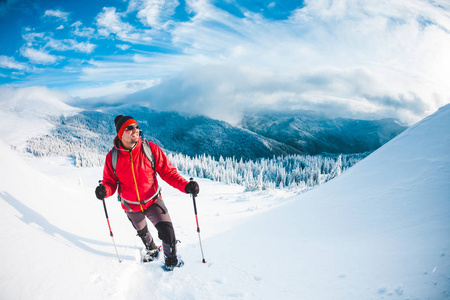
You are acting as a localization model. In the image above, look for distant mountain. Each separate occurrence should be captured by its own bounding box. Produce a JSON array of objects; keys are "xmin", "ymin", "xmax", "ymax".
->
[
  {"xmin": 240, "ymin": 112, "xmax": 407, "ymax": 154},
  {"xmin": 24, "ymin": 105, "xmax": 407, "ymax": 165}
]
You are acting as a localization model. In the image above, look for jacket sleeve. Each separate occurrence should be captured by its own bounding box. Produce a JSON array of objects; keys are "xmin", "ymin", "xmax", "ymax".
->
[
  {"xmin": 102, "ymin": 151, "xmax": 119, "ymax": 198},
  {"xmin": 151, "ymin": 142, "xmax": 189, "ymax": 193}
]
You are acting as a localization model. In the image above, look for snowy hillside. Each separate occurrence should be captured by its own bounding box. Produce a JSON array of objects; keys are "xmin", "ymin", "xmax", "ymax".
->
[{"xmin": 0, "ymin": 103, "xmax": 449, "ymax": 300}]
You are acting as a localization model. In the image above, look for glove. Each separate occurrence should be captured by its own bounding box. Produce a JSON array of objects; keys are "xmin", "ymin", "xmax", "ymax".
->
[
  {"xmin": 95, "ymin": 184, "xmax": 107, "ymax": 200},
  {"xmin": 185, "ymin": 181, "xmax": 199, "ymax": 196}
]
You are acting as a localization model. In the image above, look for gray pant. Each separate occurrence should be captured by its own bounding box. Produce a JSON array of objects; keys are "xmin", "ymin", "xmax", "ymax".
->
[{"xmin": 125, "ymin": 196, "xmax": 177, "ymax": 259}]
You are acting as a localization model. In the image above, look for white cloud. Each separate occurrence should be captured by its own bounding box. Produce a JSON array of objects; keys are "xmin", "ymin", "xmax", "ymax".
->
[
  {"xmin": 76, "ymin": 53, "xmax": 189, "ymax": 85},
  {"xmin": 20, "ymin": 24, "xmax": 96, "ymax": 63},
  {"xmin": 0, "ymin": 55, "xmax": 29, "ymax": 71},
  {"xmin": 96, "ymin": 7, "xmax": 152, "ymax": 44},
  {"xmin": 45, "ymin": 38, "xmax": 96, "ymax": 54},
  {"xmin": 44, "ymin": 9, "xmax": 69, "ymax": 21},
  {"xmin": 116, "ymin": 44, "xmax": 131, "ymax": 50},
  {"xmin": 66, "ymin": 79, "xmax": 159, "ymax": 101},
  {"xmin": 97, "ymin": 7, "xmax": 132, "ymax": 35},
  {"xmin": 20, "ymin": 47, "xmax": 58, "ymax": 64},
  {"xmin": 71, "ymin": 21, "xmax": 96, "ymax": 38},
  {"xmin": 128, "ymin": 0, "xmax": 180, "ymax": 29},
  {"xmin": 22, "ymin": 32, "xmax": 45, "ymax": 46}
]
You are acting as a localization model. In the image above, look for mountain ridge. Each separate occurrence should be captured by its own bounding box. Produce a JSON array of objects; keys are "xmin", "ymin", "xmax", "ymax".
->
[{"xmin": 240, "ymin": 112, "xmax": 407, "ymax": 154}]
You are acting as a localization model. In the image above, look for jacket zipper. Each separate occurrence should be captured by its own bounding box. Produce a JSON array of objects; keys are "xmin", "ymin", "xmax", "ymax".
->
[{"xmin": 129, "ymin": 150, "xmax": 144, "ymax": 212}]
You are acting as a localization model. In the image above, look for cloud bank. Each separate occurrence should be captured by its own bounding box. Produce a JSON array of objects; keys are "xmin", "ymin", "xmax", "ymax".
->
[
  {"xmin": 83, "ymin": 0, "xmax": 449, "ymax": 124},
  {"xmin": 1, "ymin": 0, "xmax": 450, "ymax": 124}
]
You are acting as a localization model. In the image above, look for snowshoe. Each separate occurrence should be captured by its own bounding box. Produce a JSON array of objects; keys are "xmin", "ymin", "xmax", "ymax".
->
[
  {"xmin": 163, "ymin": 257, "xmax": 184, "ymax": 271},
  {"xmin": 141, "ymin": 246, "xmax": 161, "ymax": 263}
]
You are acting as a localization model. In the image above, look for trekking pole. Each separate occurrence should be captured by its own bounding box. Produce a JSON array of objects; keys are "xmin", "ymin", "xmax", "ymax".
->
[
  {"xmin": 99, "ymin": 180, "xmax": 121, "ymax": 263},
  {"xmin": 190, "ymin": 178, "xmax": 206, "ymax": 263}
]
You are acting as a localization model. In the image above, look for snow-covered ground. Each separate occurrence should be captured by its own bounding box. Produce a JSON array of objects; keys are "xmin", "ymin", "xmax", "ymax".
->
[{"xmin": 0, "ymin": 103, "xmax": 449, "ymax": 299}]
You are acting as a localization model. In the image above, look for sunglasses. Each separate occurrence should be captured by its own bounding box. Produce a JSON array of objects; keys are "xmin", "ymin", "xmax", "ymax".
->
[{"xmin": 124, "ymin": 124, "xmax": 139, "ymax": 131}]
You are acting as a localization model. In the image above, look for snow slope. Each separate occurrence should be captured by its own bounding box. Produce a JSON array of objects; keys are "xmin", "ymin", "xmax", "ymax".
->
[
  {"xmin": 207, "ymin": 104, "xmax": 450, "ymax": 299},
  {"xmin": 0, "ymin": 104, "xmax": 449, "ymax": 300},
  {"xmin": 0, "ymin": 86, "xmax": 80, "ymax": 150}
]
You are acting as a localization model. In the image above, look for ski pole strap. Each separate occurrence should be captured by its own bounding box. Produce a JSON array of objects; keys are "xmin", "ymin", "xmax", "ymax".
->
[{"xmin": 119, "ymin": 186, "xmax": 161, "ymax": 212}]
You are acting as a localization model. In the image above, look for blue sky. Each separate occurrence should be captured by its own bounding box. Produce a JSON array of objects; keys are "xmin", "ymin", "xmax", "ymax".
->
[{"xmin": 1, "ymin": 0, "xmax": 450, "ymax": 124}]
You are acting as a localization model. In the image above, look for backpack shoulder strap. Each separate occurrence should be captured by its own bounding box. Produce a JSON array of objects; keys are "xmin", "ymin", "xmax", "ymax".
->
[
  {"xmin": 142, "ymin": 139, "xmax": 155, "ymax": 170},
  {"xmin": 111, "ymin": 147, "xmax": 118, "ymax": 176},
  {"xmin": 111, "ymin": 139, "xmax": 155, "ymax": 176}
]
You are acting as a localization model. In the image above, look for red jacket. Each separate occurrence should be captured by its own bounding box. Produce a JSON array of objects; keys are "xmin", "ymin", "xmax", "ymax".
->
[{"xmin": 102, "ymin": 137, "xmax": 189, "ymax": 212}]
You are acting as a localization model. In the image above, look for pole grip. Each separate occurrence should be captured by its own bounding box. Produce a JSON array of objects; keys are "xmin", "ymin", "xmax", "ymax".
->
[
  {"xmin": 99, "ymin": 180, "xmax": 110, "ymax": 218},
  {"xmin": 192, "ymin": 193, "xmax": 199, "ymax": 215},
  {"xmin": 190, "ymin": 178, "xmax": 199, "ymax": 215},
  {"xmin": 102, "ymin": 198, "xmax": 109, "ymax": 219}
]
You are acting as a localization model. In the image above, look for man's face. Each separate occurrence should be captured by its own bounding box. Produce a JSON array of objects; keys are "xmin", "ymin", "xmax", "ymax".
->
[{"xmin": 121, "ymin": 123, "xmax": 140, "ymax": 145}]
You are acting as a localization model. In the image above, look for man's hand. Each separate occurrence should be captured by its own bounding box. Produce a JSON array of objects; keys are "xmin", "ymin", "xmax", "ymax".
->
[
  {"xmin": 185, "ymin": 181, "xmax": 199, "ymax": 196},
  {"xmin": 95, "ymin": 184, "xmax": 107, "ymax": 200}
]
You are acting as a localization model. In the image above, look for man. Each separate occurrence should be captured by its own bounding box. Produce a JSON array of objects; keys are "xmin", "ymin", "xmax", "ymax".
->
[{"xmin": 95, "ymin": 115, "xmax": 199, "ymax": 270}]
